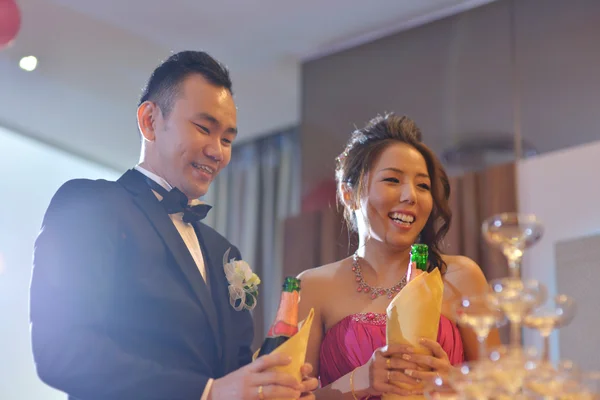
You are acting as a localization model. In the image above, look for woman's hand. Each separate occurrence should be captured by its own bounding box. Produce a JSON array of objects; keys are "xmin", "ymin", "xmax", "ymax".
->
[
  {"xmin": 353, "ymin": 344, "xmax": 424, "ymax": 398},
  {"xmin": 401, "ymin": 338, "xmax": 453, "ymax": 382},
  {"xmin": 406, "ymin": 261, "xmax": 423, "ymax": 283}
]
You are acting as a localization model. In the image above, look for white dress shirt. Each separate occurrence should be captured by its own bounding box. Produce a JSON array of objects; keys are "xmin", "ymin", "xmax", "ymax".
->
[{"xmin": 134, "ymin": 165, "xmax": 214, "ymax": 400}]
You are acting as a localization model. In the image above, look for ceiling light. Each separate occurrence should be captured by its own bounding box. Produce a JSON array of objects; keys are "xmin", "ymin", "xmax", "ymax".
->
[{"xmin": 19, "ymin": 55, "xmax": 37, "ymax": 71}]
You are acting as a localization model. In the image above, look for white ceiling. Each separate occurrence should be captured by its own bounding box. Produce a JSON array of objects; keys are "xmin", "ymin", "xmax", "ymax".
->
[{"xmin": 0, "ymin": 0, "xmax": 494, "ymax": 170}]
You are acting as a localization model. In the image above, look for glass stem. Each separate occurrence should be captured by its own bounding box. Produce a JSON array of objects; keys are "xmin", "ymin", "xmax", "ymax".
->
[
  {"xmin": 477, "ymin": 335, "xmax": 487, "ymax": 361},
  {"xmin": 542, "ymin": 334, "xmax": 550, "ymax": 363},
  {"xmin": 510, "ymin": 320, "xmax": 522, "ymax": 348},
  {"xmin": 507, "ymin": 257, "xmax": 522, "ymax": 279}
]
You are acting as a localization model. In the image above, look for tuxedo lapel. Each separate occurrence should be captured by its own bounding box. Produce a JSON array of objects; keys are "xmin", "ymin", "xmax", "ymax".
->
[
  {"xmin": 118, "ymin": 170, "xmax": 221, "ymax": 351},
  {"xmin": 194, "ymin": 223, "xmax": 236, "ymax": 371}
]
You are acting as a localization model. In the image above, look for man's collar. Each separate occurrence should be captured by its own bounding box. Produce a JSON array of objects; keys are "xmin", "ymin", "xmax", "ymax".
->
[
  {"xmin": 133, "ymin": 165, "xmax": 206, "ymax": 206},
  {"xmin": 134, "ymin": 165, "xmax": 172, "ymax": 192}
]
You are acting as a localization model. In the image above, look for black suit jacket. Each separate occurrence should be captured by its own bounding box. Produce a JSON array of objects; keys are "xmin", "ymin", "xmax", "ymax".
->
[{"xmin": 29, "ymin": 169, "xmax": 254, "ymax": 400}]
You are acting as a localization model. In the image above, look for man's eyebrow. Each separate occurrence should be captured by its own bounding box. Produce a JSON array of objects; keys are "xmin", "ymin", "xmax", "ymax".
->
[{"xmin": 193, "ymin": 112, "xmax": 237, "ymax": 134}]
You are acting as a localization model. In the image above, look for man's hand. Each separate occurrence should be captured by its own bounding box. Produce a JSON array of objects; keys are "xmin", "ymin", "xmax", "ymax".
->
[
  {"xmin": 299, "ymin": 363, "xmax": 319, "ymax": 399},
  {"xmin": 209, "ymin": 353, "xmax": 303, "ymax": 399}
]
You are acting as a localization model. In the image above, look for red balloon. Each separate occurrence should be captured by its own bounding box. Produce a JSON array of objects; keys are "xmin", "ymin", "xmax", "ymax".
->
[{"xmin": 0, "ymin": 0, "xmax": 21, "ymax": 50}]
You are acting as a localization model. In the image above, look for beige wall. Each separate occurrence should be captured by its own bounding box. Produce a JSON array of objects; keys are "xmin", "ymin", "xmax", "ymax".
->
[
  {"xmin": 518, "ymin": 139, "xmax": 600, "ymax": 365},
  {"xmin": 301, "ymin": 0, "xmax": 600, "ymax": 203},
  {"xmin": 555, "ymin": 234, "xmax": 600, "ymax": 371},
  {"xmin": 0, "ymin": 125, "xmax": 120, "ymax": 399}
]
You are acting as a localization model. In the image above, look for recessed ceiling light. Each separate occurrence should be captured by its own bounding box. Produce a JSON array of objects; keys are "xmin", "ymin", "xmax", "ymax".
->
[{"xmin": 19, "ymin": 55, "xmax": 38, "ymax": 71}]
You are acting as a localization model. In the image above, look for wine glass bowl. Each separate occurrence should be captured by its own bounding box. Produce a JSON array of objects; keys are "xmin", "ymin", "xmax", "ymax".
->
[
  {"xmin": 448, "ymin": 361, "xmax": 498, "ymax": 400},
  {"xmin": 482, "ymin": 213, "xmax": 544, "ymax": 278},
  {"xmin": 523, "ymin": 362, "xmax": 583, "ymax": 398},
  {"xmin": 487, "ymin": 278, "xmax": 547, "ymax": 347},
  {"xmin": 453, "ymin": 294, "xmax": 506, "ymax": 359},
  {"xmin": 486, "ymin": 345, "xmax": 540, "ymax": 395},
  {"xmin": 581, "ymin": 371, "xmax": 600, "ymax": 399},
  {"xmin": 524, "ymin": 294, "xmax": 576, "ymax": 334},
  {"xmin": 424, "ymin": 375, "xmax": 460, "ymax": 400},
  {"xmin": 487, "ymin": 278, "xmax": 547, "ymax": 320},
  {"xmin": 523, "ymin": 294, "xmax": 577, "ymax": 362}
]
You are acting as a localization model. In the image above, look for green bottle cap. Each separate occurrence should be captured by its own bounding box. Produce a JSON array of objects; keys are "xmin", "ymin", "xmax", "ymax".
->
[
  {"xmin": 282, "ymin": 277, "xmax": 301, "ymax": 292},
  {"xmin": 410, "ymin": 244, "xmax": 429, "ymax": 271}
]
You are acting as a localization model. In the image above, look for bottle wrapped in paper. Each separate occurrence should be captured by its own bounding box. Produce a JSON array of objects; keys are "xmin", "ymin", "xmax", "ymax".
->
[
  {"xmin": 253, "ymin": 308, "xmax": 315, "ymax": 400},
  {"xmin": 382, "ymin": 268, "xmax": 444, "ymax": 400}
]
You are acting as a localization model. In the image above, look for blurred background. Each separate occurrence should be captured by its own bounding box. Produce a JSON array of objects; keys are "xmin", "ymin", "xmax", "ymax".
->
[{"xmin": 1, "ymin": 0, "xmax": 599, "ymax": 398}]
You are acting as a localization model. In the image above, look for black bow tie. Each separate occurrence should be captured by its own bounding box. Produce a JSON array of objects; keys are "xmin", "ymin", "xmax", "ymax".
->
[{"xmin": 145, "ymin": 177, "xmax": 212, "ymax": 223}]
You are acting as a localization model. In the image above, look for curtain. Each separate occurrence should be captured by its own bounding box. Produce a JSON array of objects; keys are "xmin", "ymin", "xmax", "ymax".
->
[
  {"xmin": 444, "ymin": 162, "xmax": 517, "ymax": 281},
  {"xmin": 202, "ymin": 127, "xmax": 301, "ymax": 349},
  {"xmin": 444, "ymin": 162, "xmax": 517, "ymax": 344}
]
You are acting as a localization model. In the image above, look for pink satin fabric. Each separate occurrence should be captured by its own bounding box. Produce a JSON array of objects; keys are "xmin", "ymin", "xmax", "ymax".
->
[{"xmin": 319, "ymin": 312, "xmax": 464, "ymax": 393}]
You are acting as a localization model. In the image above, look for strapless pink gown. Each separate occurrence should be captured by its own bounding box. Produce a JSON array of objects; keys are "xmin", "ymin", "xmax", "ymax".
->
[{"xmin": 319, "ymin": 312, "xmax": 464, "ymax": 396}]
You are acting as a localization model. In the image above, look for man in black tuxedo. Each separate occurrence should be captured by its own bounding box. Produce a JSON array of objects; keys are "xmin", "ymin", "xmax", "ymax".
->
[{"xmin": 30, "ymin": 51, "xmax": 318, "ymax": 400}]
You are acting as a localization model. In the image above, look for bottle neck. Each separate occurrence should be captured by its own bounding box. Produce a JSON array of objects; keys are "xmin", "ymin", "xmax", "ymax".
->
[
  {"xmin": 267, "ymin": 290, "xmax": 299, "ymax": 337},
  {"xmin": 411, "ymin": 253, "xmax": 428, "ymax": 271},
  {"xmin": 410, "ymin": 245, "xmax": 428, "ymax": 271}
]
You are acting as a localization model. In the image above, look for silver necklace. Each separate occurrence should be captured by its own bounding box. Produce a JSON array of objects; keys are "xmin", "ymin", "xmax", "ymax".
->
[{"xmin": 352, "ymin": 252, "xmax": 408, "ymax": 299}]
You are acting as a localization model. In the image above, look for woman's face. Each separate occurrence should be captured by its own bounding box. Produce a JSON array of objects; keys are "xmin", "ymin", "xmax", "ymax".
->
[{"xmin": 356, "ymin": 142, "xmax": 433, "ymax": 249}]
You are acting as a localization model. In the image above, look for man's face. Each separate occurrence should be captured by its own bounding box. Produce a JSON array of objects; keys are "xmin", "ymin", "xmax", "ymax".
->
[{"xmin": 143, "ymin": 74, "xmax": 237, "ymax": 199}]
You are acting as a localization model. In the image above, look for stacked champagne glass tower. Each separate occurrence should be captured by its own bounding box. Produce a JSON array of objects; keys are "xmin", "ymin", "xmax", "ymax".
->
[{"xmin": 425, "ymin": 213, "xmax": 600, "ymax": 399}]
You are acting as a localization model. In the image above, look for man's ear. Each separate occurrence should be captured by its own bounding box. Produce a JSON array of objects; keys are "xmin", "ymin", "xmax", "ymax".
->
[{"xmin": 137, "ymin": 101, "xmax": 159, "ymax": 142}]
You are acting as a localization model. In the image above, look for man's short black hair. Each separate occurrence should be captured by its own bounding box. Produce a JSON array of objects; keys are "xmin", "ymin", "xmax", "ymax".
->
[{"xmin": 139, "ymin": 51, "xmax": 233, "ymax": 117}]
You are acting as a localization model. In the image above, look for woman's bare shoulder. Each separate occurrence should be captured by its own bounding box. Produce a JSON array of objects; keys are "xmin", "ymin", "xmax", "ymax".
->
[
  {"xmin": 442, "ymin": 254, "xmax": 489, "ymax": 295},
  {"xmin": 297, "ymin": 259, "xmax": 351, "ymax": 320},
  {"xmin": 297, "ymin": 258, "xmax": 348, "ymax": 286}
]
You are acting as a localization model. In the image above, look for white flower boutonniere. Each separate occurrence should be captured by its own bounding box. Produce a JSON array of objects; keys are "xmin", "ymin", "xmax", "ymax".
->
[{"xmin": 223, "ymin": 248, "xmax": 261, "ymax": 311}]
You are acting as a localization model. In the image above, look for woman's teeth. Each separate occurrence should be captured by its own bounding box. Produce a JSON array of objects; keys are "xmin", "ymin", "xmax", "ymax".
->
[{"xmin": 389, "ymin": 212, "xmax": 414, "ymax": 225}]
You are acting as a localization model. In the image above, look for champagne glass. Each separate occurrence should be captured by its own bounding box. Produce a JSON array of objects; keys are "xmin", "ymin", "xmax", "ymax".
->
[
  {"xmin": 523, "ymin": 294, "xmax": 577, "ymax": 362},
  {"xmin": 453, "ymin": 294, "xmax": 506, "ymax": 360},
  {"xmin": 523, "ymin": 363, "xmax": 583, "ymax": 398},
  {"xmin": 448, "ymin": 361, "xmax": 498, "ymax": 400},
  {"xmin": 555, "ymin": 359, "xmax": 582, "ymax": 381},
  {"xmin": 424, "ymin": 375, "xmax": 460, "ymax": 400},
  {"xmin": 482, "ymin": 213, "xmax": 544, "ymax": 278},
  {"xmin": 486, "ymin": 345, "xmax": 540, "ymax": 396},
  {"xmin": 581, "ymin": 371, "xmax": 600, "ymax": 399},
  {"xmin": 487, "ymin": 278, "xmax": 547, "ymax": 347}
]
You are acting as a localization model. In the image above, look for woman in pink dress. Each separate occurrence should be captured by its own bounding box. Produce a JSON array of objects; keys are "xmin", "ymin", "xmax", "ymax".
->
[{"xmin": 297, "ymin": 113, "xmax": 500, "ymax": 399}]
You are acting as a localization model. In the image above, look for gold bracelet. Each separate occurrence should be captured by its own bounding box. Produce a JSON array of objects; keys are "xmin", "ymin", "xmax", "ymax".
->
[{"xmin": 350, "ymin": 369, "xmax": 359, "ymax": 400}]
